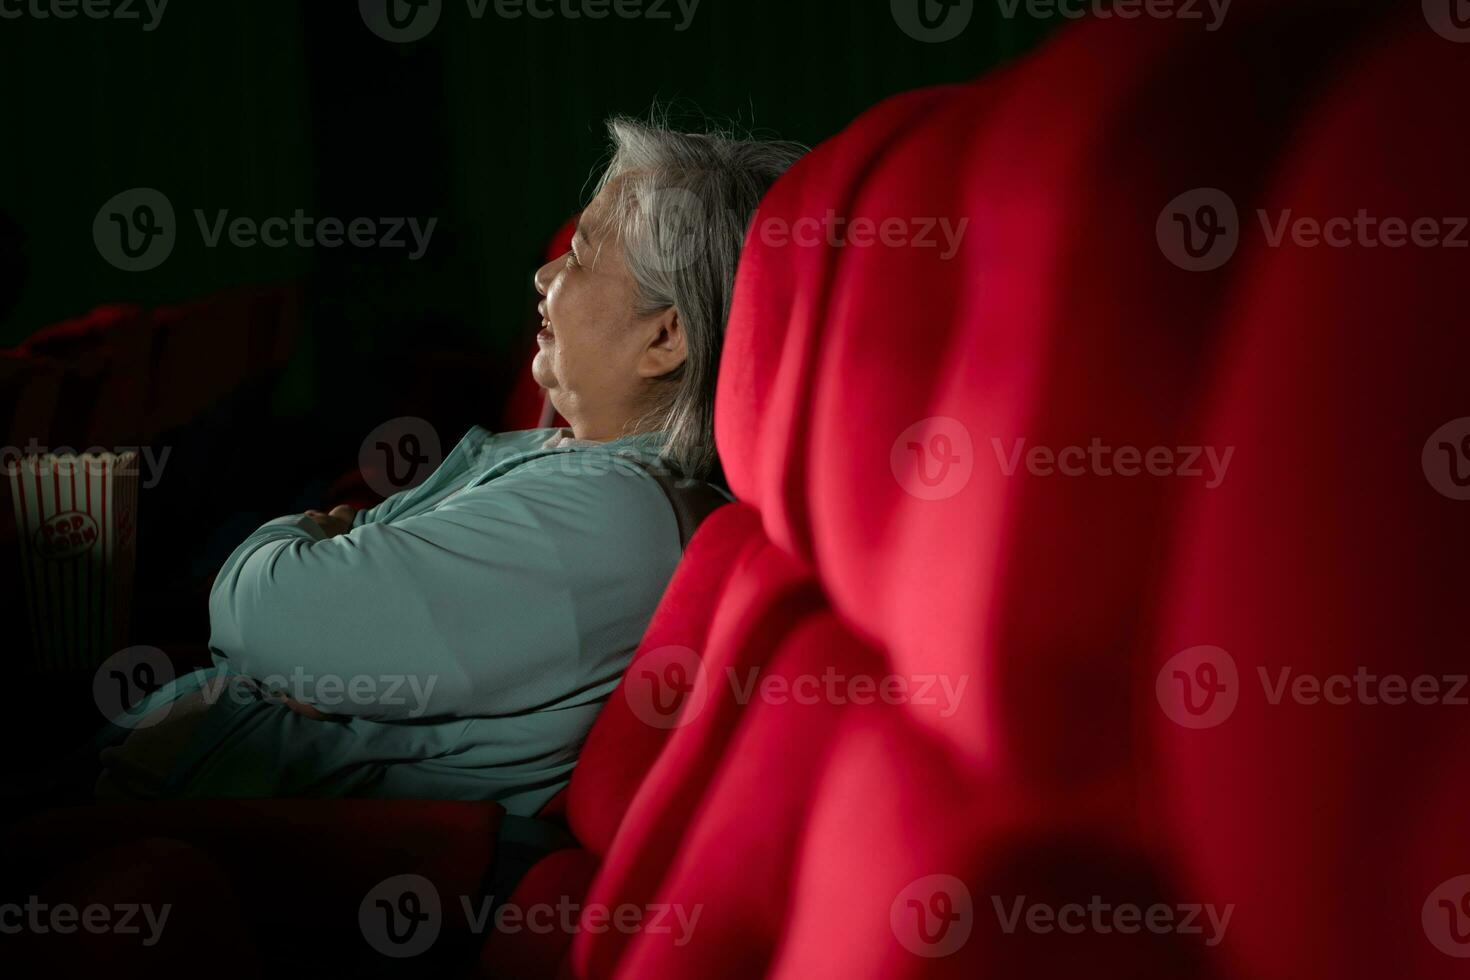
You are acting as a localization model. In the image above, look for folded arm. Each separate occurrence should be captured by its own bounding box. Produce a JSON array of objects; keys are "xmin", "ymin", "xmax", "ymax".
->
[{"xmin": 207, "ymin": 455, "xmax": 679, "ymax": 723}]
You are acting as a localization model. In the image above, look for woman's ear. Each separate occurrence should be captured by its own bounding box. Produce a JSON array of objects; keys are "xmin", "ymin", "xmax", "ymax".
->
[{"xmin": 636, "ymin": 307, "xmax": 688, "ymax": 379}]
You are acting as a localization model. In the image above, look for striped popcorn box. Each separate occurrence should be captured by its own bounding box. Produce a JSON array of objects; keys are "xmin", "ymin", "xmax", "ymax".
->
[{"xmin": 6, "ymin": 452, "xmax": 139, "ymax": 676}]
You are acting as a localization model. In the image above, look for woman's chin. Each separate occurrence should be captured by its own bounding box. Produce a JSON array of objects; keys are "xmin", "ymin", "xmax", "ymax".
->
[{"xmin": 531, "ymin": 352, "xmax": 556, "ymax": 391}]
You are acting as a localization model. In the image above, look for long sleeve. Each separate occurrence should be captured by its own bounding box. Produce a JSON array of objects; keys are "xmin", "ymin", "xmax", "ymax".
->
[
  {"xmin": 350, "ymin": 424, "xmax": 497, "ymax": 528},
  {"xmin": 207, "ymin": 451, "xmax": 682, "ymax": 723}
]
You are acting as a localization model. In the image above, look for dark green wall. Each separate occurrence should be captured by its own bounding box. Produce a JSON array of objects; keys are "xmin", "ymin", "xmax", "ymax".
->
[{"xmin": 1, "ymin": 0, "xmax": 1053, "ymax": 364}]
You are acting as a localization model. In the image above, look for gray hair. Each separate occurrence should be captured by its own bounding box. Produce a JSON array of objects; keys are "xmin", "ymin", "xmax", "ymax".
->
[{"xmin": 592, "ymin": 115, "xmax": 806, "ymax": 481}]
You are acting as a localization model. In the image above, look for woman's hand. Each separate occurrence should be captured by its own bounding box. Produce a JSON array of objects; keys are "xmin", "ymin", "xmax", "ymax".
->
[
  {"xmin": 305, "ymin": 504, "xmax": 358, "ymax": 538},
  {"xmin": 280, "ymin": 695, "xmax": 336, "ymax": 721}
]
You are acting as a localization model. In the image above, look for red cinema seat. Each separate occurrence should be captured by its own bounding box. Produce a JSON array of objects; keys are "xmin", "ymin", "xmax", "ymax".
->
[
  {"xmin": 1151, "ymin": 17, "xmax": 1470, "ymax": 980},
  {"xmin": 486, "ymin": 1, "xmax": 1467, "ymax": 977}
]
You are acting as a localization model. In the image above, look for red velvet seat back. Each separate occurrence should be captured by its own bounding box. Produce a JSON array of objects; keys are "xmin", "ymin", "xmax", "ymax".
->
[{"xmin": 500, "ymin": 3, "xmax": 1468, "ymax": 975}]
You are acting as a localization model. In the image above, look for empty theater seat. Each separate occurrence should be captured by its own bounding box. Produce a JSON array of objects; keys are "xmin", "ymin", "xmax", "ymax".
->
[{"xmin": 485, "ymin": 2, "xmax": 1468, "ymax": 976}]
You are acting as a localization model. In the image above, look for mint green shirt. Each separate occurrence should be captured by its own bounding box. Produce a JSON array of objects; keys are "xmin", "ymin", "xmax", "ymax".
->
[{"xmin": 97, "ymin": 427, "xmax": 682, "ymax": 816}]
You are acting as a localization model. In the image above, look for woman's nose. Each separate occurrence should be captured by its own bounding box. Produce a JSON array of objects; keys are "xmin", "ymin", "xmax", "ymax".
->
[{"xmin": 533, "ymin": 257, "xmax": 559, "ymax": 297}]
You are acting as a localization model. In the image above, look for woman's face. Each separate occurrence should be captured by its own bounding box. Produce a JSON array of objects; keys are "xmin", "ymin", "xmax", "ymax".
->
[{"xmin": 532, "ymin": 182, "xmax": 686, "ymax": 441}]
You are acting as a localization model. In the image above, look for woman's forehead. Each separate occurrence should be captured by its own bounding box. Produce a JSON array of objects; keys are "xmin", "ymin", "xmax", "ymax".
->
[{"xmin": 578, "ymin": 183, "xmax": 623, "ymax": 241}]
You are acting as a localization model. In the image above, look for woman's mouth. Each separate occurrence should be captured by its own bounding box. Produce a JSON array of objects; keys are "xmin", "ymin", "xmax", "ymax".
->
[{"xmin": 537, "ymin": 319, "xmax": 554, "ymax": 344}]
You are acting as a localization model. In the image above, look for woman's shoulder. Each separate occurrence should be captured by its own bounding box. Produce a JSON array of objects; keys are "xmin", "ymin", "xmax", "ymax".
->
[
  {"xmin": 451, "ymin": 427, "xmax": 666, "ymax": 478},
  {"xmin": 445, "ymin": 430, "xmax": 680, "ymax": 538},
  {"xmin": 453, "ymin": 425, "xmax": 562, "ymax": 458}
]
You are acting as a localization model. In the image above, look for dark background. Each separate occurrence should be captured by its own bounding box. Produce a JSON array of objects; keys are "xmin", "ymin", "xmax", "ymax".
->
[
  {"xmin": 1, "ymin": 0, "xmax": 1051, "ymax": 354},
  {"xmin": 0, "ymin": 1, "xmax": 1053, "ymax": 692}
]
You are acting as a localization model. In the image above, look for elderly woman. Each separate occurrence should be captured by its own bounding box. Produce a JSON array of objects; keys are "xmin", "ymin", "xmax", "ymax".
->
[{"xmin": 88, "ymin": 118, "xmax": 805, "ymax": 816}]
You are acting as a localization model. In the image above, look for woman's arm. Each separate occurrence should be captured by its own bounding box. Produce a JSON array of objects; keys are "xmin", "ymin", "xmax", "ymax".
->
[
  {"xmin": 348, "ymin": 424, "xmax": 497, "ymax": 528},
  {"xmin": 207, "ymin": 453, "xmax": 681, "ymax": 723}
]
